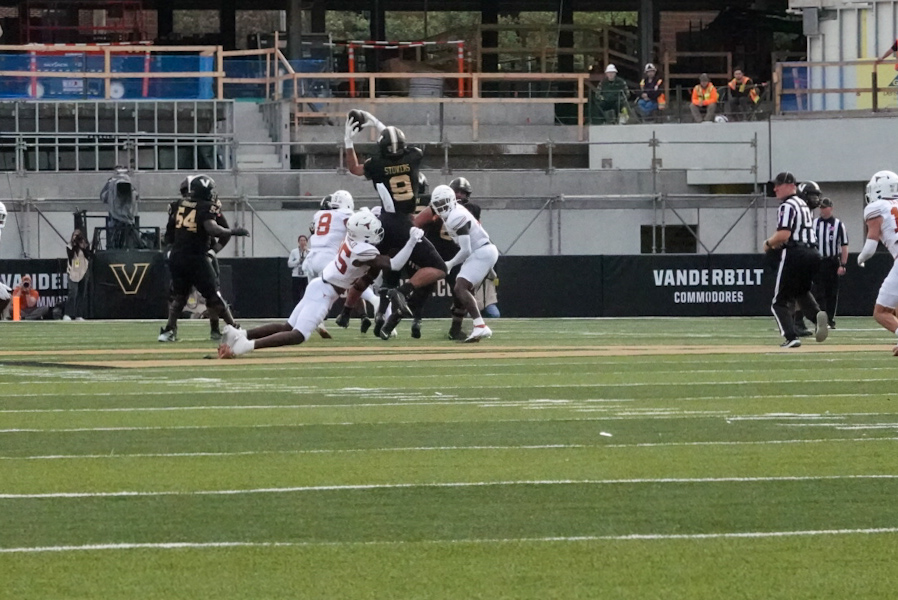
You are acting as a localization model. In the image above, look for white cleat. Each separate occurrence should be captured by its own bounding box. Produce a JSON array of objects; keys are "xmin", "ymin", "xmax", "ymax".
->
[
  {"xmin": 814, "ymin": 310, "xmax": 828, "ymax": 343},
  {"xmin": 463, "ymin": 324, "xmax": 492, "ymax": 343}
]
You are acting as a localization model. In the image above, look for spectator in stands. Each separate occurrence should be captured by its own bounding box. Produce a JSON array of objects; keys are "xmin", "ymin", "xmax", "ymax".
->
[
  {"xmin": 475, "ymin": 271, "xmax": 500, "ymax": 318},
  {"xmin": 725, "ymin": 68, "xmax": 760, "ymax": 121},
  {"xmin": 635, "ymin": 63, "xmax": 665, "ymax": 122},
  {"xmin": 690, "ymin": 73, "xmax": 719, "ymax": 123},
  {"xmin": 12, "ymin": 275, "xmax": 49, "ymax": 320},
  {"xmin": 595, "ymin": 64, "xmax": 630, "ymax": 124},
  {"xmin": 64, "ymin": 228, "xmax": 92, "ymax": 320},
  {"xmin": 287, "ymin": 234, "xmax": 309, "ymax": 305}
]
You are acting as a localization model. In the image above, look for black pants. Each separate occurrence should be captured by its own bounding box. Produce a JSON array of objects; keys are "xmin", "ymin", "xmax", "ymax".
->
[
  {"xmin": 813, "ymin": 257, "xmax": 841, "ymax": 325},
  {"xmin": 291, "ymin": 276, "xmax": 308, "ymax": 305},
  {"xmin": 771, "ymin": 244, "xmax": 822, "ymax": 340}
]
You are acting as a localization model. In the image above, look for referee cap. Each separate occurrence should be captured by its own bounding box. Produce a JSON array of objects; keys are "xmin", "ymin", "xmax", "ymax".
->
[
  {"xmin": 773, "ymin": 171, "xmax": 796, "ymax": 185},
  {"xmin": 820, "ymin": 197, "xmax": 833, "ymax": 208}
]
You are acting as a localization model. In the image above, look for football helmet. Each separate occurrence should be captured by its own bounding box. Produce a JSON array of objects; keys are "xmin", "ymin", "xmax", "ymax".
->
[
  {"xmin": 866, "ymin": 170, "xmax": 898, "ymax": 203},
  {"xmin": 327, "ymin": 190, "xmax": 354, "ymax": 214},
  {"xmin": 189, "ymin": 174, "xmax": 216, "ymax": 202},
  {"xmin": 0, "ymin": 200, "xmax": 6, "ymax": 228},
  {"xmin": 417, "ymin": 172, "xmax": 429, "ymax": 195},
  {"xmin": 346, "ymin": 208, "xmax": 384, "ymax": 244},
  {"xmin": 430, "ymin": 185, "xmax": 457, "ymax": 217},
  {"xmin": 797, "ymin": 181, "xmax": 822, "ymax": 209},
  {"xmin": 449, "ymin": 177, "xmax": 474, "ymax": 204},
  {"xmin": 378, "ymin": 126, "xmax": 406, "ymax": 157},
  {"xmin": 179, "ymin": 175, "xmax": 195, "ymax": 198}
]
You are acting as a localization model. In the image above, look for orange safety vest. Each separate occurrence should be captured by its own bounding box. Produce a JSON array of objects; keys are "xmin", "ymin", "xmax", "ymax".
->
[
  {"xmin": 728, "ymin": 77, "xmax": 760, "ymax": 104},
  {"xmin": 692, "ymin": 83, "xmax": 718, "ymax": 107}
]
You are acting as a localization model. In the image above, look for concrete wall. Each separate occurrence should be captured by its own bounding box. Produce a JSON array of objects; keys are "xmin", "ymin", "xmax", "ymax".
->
[{"xmin": 1, "ymin": 112, "xmax": 894, "ymax": 260}]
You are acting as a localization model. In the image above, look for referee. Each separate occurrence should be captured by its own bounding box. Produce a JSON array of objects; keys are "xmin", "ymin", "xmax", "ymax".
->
[
  {"xmin": 763, "ymin": 171, "xmax": 829, "ymax": 347},
  {"xmin": 812, "ymin": 197, "xmax": 849, "ymax": 328}
]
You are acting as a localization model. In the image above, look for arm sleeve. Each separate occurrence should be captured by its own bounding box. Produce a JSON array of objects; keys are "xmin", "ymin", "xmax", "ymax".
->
[
  {"xmin": 389, "ymin": 236, "xmax": 418, "ymax": 271},
  {"xmin": 446, "ymin": 234, "xmax": 473, "ymax": 271}
]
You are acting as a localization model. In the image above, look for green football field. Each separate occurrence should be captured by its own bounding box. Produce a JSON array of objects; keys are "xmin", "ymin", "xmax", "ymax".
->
[{"xmin": 3, "ymin": 316, "xmax": 898, "ymax": 599}]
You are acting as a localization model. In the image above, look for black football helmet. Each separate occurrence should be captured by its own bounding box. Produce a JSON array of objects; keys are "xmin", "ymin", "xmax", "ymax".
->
[
  {"xmin": 179, "ymin": 175, "xmax": 194, "ymax": 198},
  {"xmin": 189, "ymin": 174, "xmax": 216, "ymax": 202},
  {"xmin": 449, "ymin": 177, "xmax": 473, "ymax": 202},
  {"xmin": 417, "ymin": 172, "xmax": 429, "ymax": 195},
  {"xmin": 797, "ymin": 181, "xmax": 822, "ymax": 209},
  {"xmin": 378, "ymin": 126, "xmax": 406, "ymax": 157}
]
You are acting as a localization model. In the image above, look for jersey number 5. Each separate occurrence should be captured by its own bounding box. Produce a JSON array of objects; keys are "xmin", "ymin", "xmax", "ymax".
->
[{"xmin": 334, "ymin": 242, "xmax": 352, "ymax": 274}]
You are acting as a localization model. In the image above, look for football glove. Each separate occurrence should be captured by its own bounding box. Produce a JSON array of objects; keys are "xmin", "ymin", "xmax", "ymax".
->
[
  {"xmin": 230, "ymin": 226, "xmax": 250, "ymax": 237},
  {"xmin": 0, "ymin": 283, "xmax": 10, "ymax": 301}
]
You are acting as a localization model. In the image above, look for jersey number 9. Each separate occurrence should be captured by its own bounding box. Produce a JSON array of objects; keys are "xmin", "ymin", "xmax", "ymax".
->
[{"xmin": 389, "ymin": 174, "xmax": 414, "ymax": 203}]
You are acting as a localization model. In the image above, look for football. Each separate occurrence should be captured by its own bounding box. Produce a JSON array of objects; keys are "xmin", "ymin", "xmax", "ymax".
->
[{"xmin": 347, "ymin": 109, "xmax": 365, "ymax": 127}]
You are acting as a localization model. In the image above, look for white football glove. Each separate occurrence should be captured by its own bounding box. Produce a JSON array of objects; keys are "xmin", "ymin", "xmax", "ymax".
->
[
  {"xmin": 357, "ymin": 110, "xmax": 385, "ymax": 133},
  {"xmin": 0, "ymin": 283, "xmax": 10, "ymax": 301},
  {"xmin": 409, "ymin": 227, "xmax": 424, "ymax": 242},
  {"xmin": 344, "ymin": 117, "xmax": 358, "ymax": 149}
]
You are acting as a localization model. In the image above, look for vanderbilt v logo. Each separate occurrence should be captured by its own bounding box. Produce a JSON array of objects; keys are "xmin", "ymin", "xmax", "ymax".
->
[{"xmin": 109, "ymin": 263, "xmax": 150, "ymax": 295}]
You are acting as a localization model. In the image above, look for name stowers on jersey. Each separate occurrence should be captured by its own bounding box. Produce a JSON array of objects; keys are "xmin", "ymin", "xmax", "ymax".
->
[
  {"xmin": 320, "ymin": 238, "xmax": 380, "ymax": 290},
  {"xmin": 864, "ymin": 199, "xmax": 898, "ymax": 259}
]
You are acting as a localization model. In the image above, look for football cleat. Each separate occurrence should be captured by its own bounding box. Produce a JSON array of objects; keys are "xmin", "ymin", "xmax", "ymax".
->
[
  {"xmin": 463, "ymin": 325, "xmax": 492, "ymax": 343},
  {"xmin": 373, "ymin": 316, "xmax": 385, "ymax": 338},
  {"xmin": 210, "ymin": 329, "xmax": 222, "ymax": 342},
  {"xmin": 157, "ymin": 327, "xmax": 177, "ymax": 342},
  {"xmin": 316, "ymin": 325, "xmax": 332, "ymax": 339},
  {"xmin": 781, "ymin": 338, "xmax": 801, "ymax": 348},
  {"xmin": 335, "ymin": 311, "xmax": 350, "ymax": 328},
  {"xmin": 360, "ymin": 316, "xmax": 372, "ymax": 334},
  {"xmin": 379, "ymin": 313, "xmax": 403, "ymax": 340},
  {"xmin": 411, "ymin": 319, "xmax": 422, "ymax": 339},
  {"xmin": 388, "ymin": 289, "xmax": 413, "ymax": 318},
  {"xmin": 815, "ymin": 310, "xmax": 828, "ymax": 343},
  {"xmin": 448, "ymin": 329, "xmax": 468, "ymax": 341}
]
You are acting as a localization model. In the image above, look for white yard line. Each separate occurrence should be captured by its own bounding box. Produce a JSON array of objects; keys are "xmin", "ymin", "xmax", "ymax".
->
[
  {"xmin": 2, "ymin": 474, "xmax": 897, "ymax": 499},
  {"xmin": 3, "ymin": 527, "xmax": 898, "ymax": 554},
  {"xmin": 3, "ymin": 436, "xmax": 898, "ymax": 461}
]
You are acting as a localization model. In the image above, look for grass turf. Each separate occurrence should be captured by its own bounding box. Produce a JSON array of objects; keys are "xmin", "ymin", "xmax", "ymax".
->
[{"xmin": 2, "ymin": 316, "xmax": 898, "ymax": 599}]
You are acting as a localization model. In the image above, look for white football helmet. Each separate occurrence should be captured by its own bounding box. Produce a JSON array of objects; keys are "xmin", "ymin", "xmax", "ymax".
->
[
  {"xmin": 346, "ymin": 208, "xmax": 383, "ymax": 244},
  {"xmin": 0, "ymin": 201, "xmax": 6, "ymax": 228},
  {"xmin": 865, "ymin": 170, "xmax": 898, "ymax": 203},
  {"xmin": 430, "ymin": 184, "xmax": 456, "ymax": 217},
  {"xmin": 327, "ymin": 190, "xmax": 354, "ymax": 214}
]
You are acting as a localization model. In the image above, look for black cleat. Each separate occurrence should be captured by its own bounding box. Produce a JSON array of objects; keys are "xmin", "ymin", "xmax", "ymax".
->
[
  {"xmin": 411, "ymin": 320, "xmax": 422, "ymax": 339},
  {"xmin": 388, "ymin": 289, "xmax": 413, "ymax": 318},
  {"xmin": 373, "ymin": 316, "xmax": 385, "ymax": 338},
  {"xmin": 209, "ymin": 329, "xmax": 222, "ymax": 342},
  {"xmin": 448, "ymin": 326, "xmax": 467, "ymax": 341},
  {"xmin": 360, "ymin": 316, "xmax": 372, "ymax": 334},
  {"xmin": 335, "ymin": 311, "xmax": 350, "ymax": 328},
  {"xmin": 379, "ymin": 313, "xmax": 402, "ymax": 340}
]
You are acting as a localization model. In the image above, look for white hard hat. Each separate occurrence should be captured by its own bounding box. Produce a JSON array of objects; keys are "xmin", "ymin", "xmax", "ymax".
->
[{"xmin": 605, "ymin": 64, "xmax": 617, "ymax": 74}]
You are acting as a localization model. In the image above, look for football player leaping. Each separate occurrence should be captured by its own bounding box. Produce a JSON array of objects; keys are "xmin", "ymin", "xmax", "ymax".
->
[
  {"xmin": 342, "ymin": 109, "xmax": 447, "ymax": 340},
  {"xmin": 218, "ymin": 209, "xmax": 424, "ymax": 358},
  {"xmin": 426, "ymin": 185, "xmax": 499, "ymax": 342}
]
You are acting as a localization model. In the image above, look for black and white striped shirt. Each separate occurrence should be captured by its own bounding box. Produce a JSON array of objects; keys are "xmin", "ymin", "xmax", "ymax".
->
[
  {"xmin": 812, "ymin": 216, "xmax": 849, "ymax": 258},
  {"xmin": 777, "ymin": 195, "xmax": 817, "ymax": 246}
]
